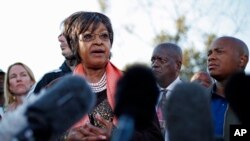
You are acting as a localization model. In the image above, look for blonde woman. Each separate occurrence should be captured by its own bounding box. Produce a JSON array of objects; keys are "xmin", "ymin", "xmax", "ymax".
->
[{"xmin": 4, "ymin": 62, "xmax": 36, "ymax": 112}]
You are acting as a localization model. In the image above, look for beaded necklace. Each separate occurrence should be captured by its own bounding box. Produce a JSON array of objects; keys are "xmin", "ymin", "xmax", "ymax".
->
[{"xmin": 88, "ymin": 73, "xmax": 107, "ymax": 93}]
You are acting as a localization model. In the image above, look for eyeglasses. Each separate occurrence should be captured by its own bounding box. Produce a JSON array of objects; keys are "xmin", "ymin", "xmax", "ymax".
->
[
  {"xmin": 151, "ymin": 56, "xmax": 168, "ymax": 64},
  {"xmin": 79, "ymin": 32, "xmax": 110, "ymax": 42}
]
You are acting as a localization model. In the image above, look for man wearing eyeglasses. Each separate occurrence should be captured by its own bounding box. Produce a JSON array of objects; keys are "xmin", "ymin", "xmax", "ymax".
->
[{"xmin": 151, "ymin": 42, "xmax": 183, "ymax": 139}]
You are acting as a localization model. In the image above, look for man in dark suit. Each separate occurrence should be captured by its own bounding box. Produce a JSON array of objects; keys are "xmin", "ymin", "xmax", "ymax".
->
[{"xmin": 151, "ymin": 42, "xmax": 183, "ymax": 138}]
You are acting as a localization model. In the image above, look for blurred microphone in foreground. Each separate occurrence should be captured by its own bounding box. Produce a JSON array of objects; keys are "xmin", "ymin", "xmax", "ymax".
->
[
  {"xmin": 225, "ymin": 72, "xmax": 250, "ymax": 126},
  {"xmin": 111, "ymin": 64, "xmax": 163, "ymax": 141},
  {"xmin": 165, "ymin": 82, "xmax": 215, "ymax": 141},
  {"xmin": 0, "ymin": 74, "xmax": 96, "ymax": 141}
]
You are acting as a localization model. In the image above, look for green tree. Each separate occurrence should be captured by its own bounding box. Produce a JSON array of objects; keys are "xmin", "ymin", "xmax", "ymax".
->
[
  {"xmin": 153, "ymin": 16, "xmax": 214, "ymax": 80},
  {"xmin": 97, "ymin": 0, "xmax": 248, "ymax": 80},
  {"xmin": 98, "ymin": 0, "xmax": 109, "ymax": 13}
]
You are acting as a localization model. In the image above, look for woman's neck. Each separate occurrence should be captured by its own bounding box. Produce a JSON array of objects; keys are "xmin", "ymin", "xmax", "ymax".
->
[
  {"xmin": 8, "ymin": 96, "xmax": 24, "ymax": 111},
  {"xmin": 84, "ymin": 67, "xmax": 106, "ymax": 83},
  {"xmin": 15, "ymin": 95, "xmax": 24, "ymax": 105}
]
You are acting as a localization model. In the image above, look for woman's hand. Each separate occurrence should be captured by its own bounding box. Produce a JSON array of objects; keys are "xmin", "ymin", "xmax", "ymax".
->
[
  {"xmin": 93, "ymin": 113, "xmax": 114, "ymax": 140},
  {"xmin": 66, "ymin": 114, "xmax": 114, "ymax": 141}
]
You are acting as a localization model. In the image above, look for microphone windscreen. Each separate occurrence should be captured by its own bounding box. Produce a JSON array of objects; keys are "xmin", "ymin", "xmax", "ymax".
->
[
  {"xmin": 114, "ymin": 64, "xmax": 159, "ymax": 127},
  {"xmin": 225, "ymin": 72, "xmax": 249, "ymax": 125},
  {"xmin": 25, "ymin": 74, "xmax": 96, "ymax": 139},
  {"xmin": 165, "ymin": 82, "xmax": 214, "ymax": 141}
]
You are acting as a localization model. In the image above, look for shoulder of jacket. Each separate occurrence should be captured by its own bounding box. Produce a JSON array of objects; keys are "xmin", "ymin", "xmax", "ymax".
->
[
  {"xmin": 50, "ymin": 68, "xmax": 63, "ymax": 73},
  {"xmin": 38, "ymin": 69, "xmax": 63, "ymax": 80}
]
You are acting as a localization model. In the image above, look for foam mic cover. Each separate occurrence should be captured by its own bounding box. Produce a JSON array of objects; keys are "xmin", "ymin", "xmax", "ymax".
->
[
  {"xmin": 114, "ymin": 64, "xmax": 159, "ymax": 128},
  {"xmin": 225, "ymin": 72, "xmax": 249, "ymax": 125},
  {"xmin": 165, "ymin": 82, "xmax": 214, "ymax": 141},
  {"xmin": 16, "ymin": 74, "xmax": 96, "ymax": 141}
]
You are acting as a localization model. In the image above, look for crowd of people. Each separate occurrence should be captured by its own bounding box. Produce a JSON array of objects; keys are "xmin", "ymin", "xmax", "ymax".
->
[{"xmin": 0, "ymin": 11, "xmax": 249, "ymax": 141}]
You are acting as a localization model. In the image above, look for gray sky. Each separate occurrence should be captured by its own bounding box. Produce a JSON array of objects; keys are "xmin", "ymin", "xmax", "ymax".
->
[{"xmin": 0, "ymin": 0, "xmax": 250, "ymax": 79}]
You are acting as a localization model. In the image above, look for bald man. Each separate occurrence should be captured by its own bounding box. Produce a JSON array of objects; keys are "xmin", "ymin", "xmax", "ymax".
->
[
  {"xmin": 151, "ymin": 42, "xmax": 183, "ymax": 137},
  {"xmin": 207, "ymin": 36, "xmax": 249, "ymax": 141}
]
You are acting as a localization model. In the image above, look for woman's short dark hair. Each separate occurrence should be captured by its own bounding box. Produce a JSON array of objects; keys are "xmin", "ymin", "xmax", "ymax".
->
[{"xmin": 63, "ymin": 11, "xmax": 114, "ymax": 64}]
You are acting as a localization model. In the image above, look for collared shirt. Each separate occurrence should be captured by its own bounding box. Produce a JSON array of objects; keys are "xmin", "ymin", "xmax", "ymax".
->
[
  {"xmin": 157, "ymin": 76, "xmax": 182, "ymax": 104},
  {"xmin": 156, "ymin": 76, "xmax": 183, "ymax": 111},
  {"xmin": 211, "ymin": 85, "xmax": 228, "ymax": 137},
  {"xmin": 156, "ymin": 76, "xmax": 183, "ymax": 136}
]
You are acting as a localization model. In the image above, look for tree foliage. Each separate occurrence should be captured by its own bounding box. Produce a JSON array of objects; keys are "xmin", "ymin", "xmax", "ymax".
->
[
  {"xmin": 153, "ymin": 15, "xmax": 214, "ymax": 80},
  {"xmin": 97, "ymin": 0, "xmax": 247, "ymax": 80},
  {"xmin": 98, "ymin": 0, "xmax": 109, "ymax": 13}
]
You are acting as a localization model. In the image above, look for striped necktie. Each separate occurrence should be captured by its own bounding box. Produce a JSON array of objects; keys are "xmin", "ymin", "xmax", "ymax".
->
[
  {"xmin": 160, "ymin": 89, "xmax": 168, "ymax": 108},
  {"xmin": 157, "ymin": 89, "xmax": 168, "ymax": 135}
]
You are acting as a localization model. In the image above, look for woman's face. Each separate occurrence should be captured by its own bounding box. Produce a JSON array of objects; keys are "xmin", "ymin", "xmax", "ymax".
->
[
  {"xmin": 78, "ymin": 23, "xmax": 111, "ymax": 69},
  {"xmin": 8, "ymin": 65, "xmax": 34, "ymax": 96}
]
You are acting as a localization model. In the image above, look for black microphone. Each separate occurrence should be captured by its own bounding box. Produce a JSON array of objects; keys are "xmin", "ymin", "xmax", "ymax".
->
[
  {"xmin": 0, "ymin": 74, "xmax": 96, "ymax": 141},
  {"xmin": 111, "ymin": 64, "xmax": 159, "ymax": 141},
  {"xmin": 225, "ymin": 72, "xmax": 250, "ymax": 126},
  {"xmin": 165, "ymin": 82, "xmax": 214, "ymax": 141}
]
